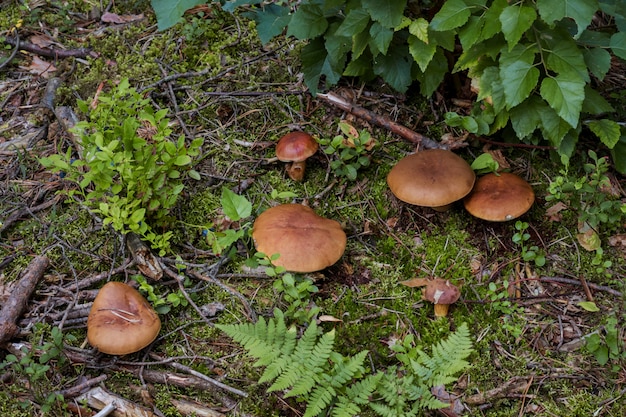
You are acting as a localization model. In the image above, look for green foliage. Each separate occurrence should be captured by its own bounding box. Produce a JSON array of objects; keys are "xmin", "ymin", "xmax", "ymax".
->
[
  {"xmin": 470, "ymin": 153, "xmax": 499, "ymax": 174},
  {"xmin": 202, "ymin": 187, "xmax": 253, "ymax": 255},
  {"xmin": 217, "ymin": 311, "xmax": 473, "ymax": 417},
  {"xmin": 585, "ymin": 315, "xmax": 625, "ymax": 370},
  {"xmin": 40, "ymin": 78, "xmax": 204, "ymax": 256},
  {"xmin": 152, "ymin": 0, "xmax": 626, "ymax": 169},
  {"xmin": 0, "ymin": 325, "xmax": 76, "ymax": 413},
  {"xmin": 318, "ymin": 121, "xmax": 376, "ymax": 181},
  {"xmin": 134, "ymin": 274, "xmax": 191, "ymax": 314},
  {"xmin": 151, "ymin": 0, "xmax": 206, "ymax": 30},
  {"xmin": 512, "ymin": 221, "xmax": 546, "ymax": 267}
]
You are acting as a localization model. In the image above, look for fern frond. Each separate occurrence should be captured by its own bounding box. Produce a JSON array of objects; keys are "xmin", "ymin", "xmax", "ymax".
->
[
  {"xmin": 302, "ymin": 384, "xmax": 336, "ymax": 417},
  {"xmin": 328, "ymin": 350, "xmax": 368, "ymax": 388},
  {"xmin": 342, "ymin": 372, "xmax": 383, "ymax": 405}
]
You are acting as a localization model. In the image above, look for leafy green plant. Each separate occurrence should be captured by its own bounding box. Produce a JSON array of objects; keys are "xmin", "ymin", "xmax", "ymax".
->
[
  {"xmin": 40, "ymin": 78, "xmax": 203, "ymax": 255},
  {"xmin": 153, "ymin": 0, "xmax": 626, "ymax": 170},
  {"xmin": 470, "ymin": 152, "xmax": 499, "ymax": 174},
  {"xmin": 217, "ymin": 309, "xmax": 473, "ymax": 417},
  {"xmin": 318, "ymin": 121, "xmax": 376, "ymax": 181},
  {"xmin": 585, "ymin": 315, "xmax": 625, "ymax": 370},
  {"xmin": 134, "ymin": 274, "xmax": 191, "ymax": 314},
  {"xmin": 0, "ymin": 325, "xmax": 76, "ymax": 413},
  {"xmin": 248, "ymin": 252, "xmax": 320, "ymax": 324},
  {"xmin": 512, "ymin": 221, "xmax": 546, "ymax": 267},
  {"xmin": 200, "ymin": 187, "xmax": 253, "ymax": 256}
]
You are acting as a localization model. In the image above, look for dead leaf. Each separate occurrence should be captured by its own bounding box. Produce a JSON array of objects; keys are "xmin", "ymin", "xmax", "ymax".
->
[
  {"xmin": 399, "ymin": 277, "xmax": 430, "ymax": 287},
  {"xmin": 19, "ymin": 56, "xmax": 56, "ymax": 78},
  {"xmin": 576, "ymin": 222, "xmax": 601, "ymax": 251},
  {"xmin": 485, "ymin": 149, "xmax": 510, "ymax": 170},
  {"xmin": 29, "ymin": 34, "xmax": 59, "ymax": 49},
  {"xmin": 101, "ymin": 11, "xmax": 144, "ymax": 24},
  {"xmin": 545, "ymin": 202, "xmax": 568, "ymax": 222},
  {"xmin": 318, "ymin": 315, "xmax": 342, "ymax": 322}
]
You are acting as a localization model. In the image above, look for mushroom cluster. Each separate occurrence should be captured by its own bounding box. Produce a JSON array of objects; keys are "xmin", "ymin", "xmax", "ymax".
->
[
  {"xmin": 276, "ymin": 132, "xmax": 319, "ymax": 181},
  {"xmin": 251, "ymin": 204, "xmax": 347, "ymax": 273},
  {"xmin": 87, "ymin": 282, "xmax": 161, "ymax": 355},
  {"xmin": 387, "ymin": 149, "xmax": 475, "ymax": 211}
]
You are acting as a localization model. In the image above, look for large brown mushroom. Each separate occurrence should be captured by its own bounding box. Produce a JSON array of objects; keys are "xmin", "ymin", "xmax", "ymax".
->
[
  {"xmin": 463, "ymin": 172, "xmax": 535, "ymax": 221},
  {"xmin": 387, "ymin": 149, "xmax": 475, "ymax": 211},
  {"xmin": 401, "ymin": 277, "xmax": 461, "ymax": 317},
  {"xmin": 87, "ymin": 282, "xmax": 161, "ymax": 355},
  {"xmin": 275, "ymin": 132, "xmax": 319, "ymax": 181},
  {"xmin": 251, "ymin": 204, "xmax": 347, "ymax": 273}
]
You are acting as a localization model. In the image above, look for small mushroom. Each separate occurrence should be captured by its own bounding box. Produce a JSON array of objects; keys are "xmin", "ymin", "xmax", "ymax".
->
[
  {"xmin": 463, "ymin": 172, "xmax": 535, "ymax": 221},
  {"xmin": 401, "ymin": 277, "xmax": 461, "ymax": 317},
  {"xmin": 87, "ymin": 282, "xmax": 161, "ymax": 355},
  {"xmin": 275, "ymin": 132, "xmax": 319, "ymax": 181},
  {"xmin": 387, "ymin": 149, "xmax": 475, "ymax": 211},
  {"xmin": 251, "ymin": 203, "xmax": 346, "ymax": 273}
]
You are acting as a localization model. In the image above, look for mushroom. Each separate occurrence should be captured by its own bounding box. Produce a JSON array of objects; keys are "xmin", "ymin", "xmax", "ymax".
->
[
  {"xmin": 87, "ymin": 282, "xmax": 161, "ymax": 355},
  {"xmin": 251, "ymin": 203, "xmax": 347, "ymax": 273},
  {"xmin": 401, "ymin": 277, "xmax": 461, "ymax": 317},
  {"xmin": 386, "ymin": 149, "xmax": 475, "ymax": 211},
  {"xmin": 276, "ymin": 132, "xmax": 319, "ymax": 181},
  {"xmin": 463, "ymin": 172, "xmax": 535, "ymax": 221}
]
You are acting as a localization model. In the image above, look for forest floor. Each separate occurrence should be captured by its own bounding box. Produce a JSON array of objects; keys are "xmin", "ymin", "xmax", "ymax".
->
[{"xmin": 0, "ymin": 2, "xmax": 625, "ymax": 417}]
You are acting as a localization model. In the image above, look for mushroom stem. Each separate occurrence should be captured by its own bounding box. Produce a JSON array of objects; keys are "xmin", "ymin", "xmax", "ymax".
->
[
  {"xmin": 287, "ymin": 160, "xmax": 306, "ymax": 181},
  {"xmin": 433, "ymin": 303, "xmax": 451, "ymax": 317},
  {"xmin": 432, "ymin": 204, "xmax": 452, "ymax": 212}
]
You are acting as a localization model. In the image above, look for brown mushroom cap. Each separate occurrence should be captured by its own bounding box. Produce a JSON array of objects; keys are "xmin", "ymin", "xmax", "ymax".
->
[
  {"xmin": 386, "ymin": 149, "xmax": 475, "ymax": 209},
  {"xmin": 87, "ymin": 282, "xmax": 161, "ymax": 355},
  {"xmin": 251, "ymin": 204, "xmax": 347, "ymax": 273},
  {"xmin": 463, "ymin": 172, "xmax": 535, "ymax": 221},
  {"xmin": 422, "ymin": 279, "xmax": 461, "ymax": 317},
  {"xmin": 275, "ymin": 132, "xmax": 318, "ymax": 163}
]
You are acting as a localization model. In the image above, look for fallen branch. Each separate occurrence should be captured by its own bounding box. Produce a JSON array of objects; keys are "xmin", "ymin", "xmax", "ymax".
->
[
  {"xmin": 0, "ymin": 256, "xmax": 49, "ymax": 345},
  {"xmin": 76, "ymin": 386, "xmax": 157, "ymax": 417},
  {"xmin": 3, "ymin": 35, "xmax": 98, "ymax": 59},
  {"xmin": 317, "ymin": 91, "xmax": 446, "ymax": 150}
]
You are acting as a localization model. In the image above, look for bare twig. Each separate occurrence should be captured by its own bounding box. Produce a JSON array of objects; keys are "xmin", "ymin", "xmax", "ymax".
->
[
  {"xmin": 317, "ymin": 91, "xmax": 446, "ymax": 150},
  {"xmin": 3, "ymin": 35, "xmax": 98, "ymax": 59}
]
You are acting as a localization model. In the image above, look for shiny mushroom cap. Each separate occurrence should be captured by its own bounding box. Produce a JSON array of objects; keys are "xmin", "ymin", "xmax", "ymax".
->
[
  {"xmin": 463, "ymin": 172, "xmax": 535, "ymax": 221},
  {"xmin": 251, "ymin": 204, "xmax": 347, "ymax": 273},
  {"xmin": 87, "ymin": 282, "xmax": 161, "ymax": 355},
  {"xmin": 275, "ymin": 132, "xmax": 318, "ymax": 162},
  {"xmin": 276, "ymin": 132, "xmax": 319, "ymax": 181},
  {"xmin": 422, "ymin": 279, "xmax": 461, "ymax": 317},
  {"xmin": 387, "ymin": 149, "xmax": 475, "ymax": 211}
]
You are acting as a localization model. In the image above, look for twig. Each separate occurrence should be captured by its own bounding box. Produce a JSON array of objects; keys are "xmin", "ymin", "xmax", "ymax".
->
[
  {"xmin": 0, "ymin": 256, "xmax": 49, "ymax": 345},
  {"xmin": 540, "ymin": 276, "xmax": 622, "ymax": 297},
  {"xmin": 0, "ymin": 30, "xmax": 20, "ymax": 70},
  {"xmin": 149, "ymin": 353, "xmax": 248, "ymax": 398},
  {"xmin": 3, "ymin": 35, "xmax": 98, "ymax": 59},
  {"xmin": 57, "ymin": 374, "xmax": 108, "ymax": 398},
  {"xmin": 317, "ymin": 91, "xmax": 446, "ymax": 150},
  {"xmin": 189, "ymin": 270, "xmax": 257, "ymax": 322},
  {"xmin": 0, "ymin": 194, "xmax": 64, "ymax": 236}
]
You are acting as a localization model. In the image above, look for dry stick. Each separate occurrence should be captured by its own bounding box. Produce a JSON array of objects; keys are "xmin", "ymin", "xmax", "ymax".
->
[
  {"xmin": 3, "ymin": 35, "xmax": 98, "ymax": 59},
  {"xmin": 540, "ymin": 276, "xmax": 622, "ymax": 297},
  {"xmin": 0, "ymin": 194, "xmax": 63, "ymax": 236},
  {"xmin": 316, "ymin": 92, "xmax": 446, "ymax": 150},
  {"xmin": 57, "ymin": 374, "xmax": 108, "ymax": 398},
  {"xmin": 0, "ymin": 256, "xmax": 49, "ymax": 345},
  {"xmin": 149, "ymin": 353, "xmax": 248, "ymax": 398}
]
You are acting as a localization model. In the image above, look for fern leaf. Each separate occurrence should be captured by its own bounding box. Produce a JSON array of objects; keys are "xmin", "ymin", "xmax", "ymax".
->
[
  {"xmin": 328, "ymin": 350, "xmax": 368, "ymax": 388},
  {"xmin": 419, "ymin": 323, "xmax": 473, "ymax": 387},
  {"xmin": 302, "ymin": 384, "xmax": 336, "ymax": 417}
]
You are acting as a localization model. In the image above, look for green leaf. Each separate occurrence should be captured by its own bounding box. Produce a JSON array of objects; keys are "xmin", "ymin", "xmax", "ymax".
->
[
  {"xmin": 544, "ymin": 36, "xmax": 589, "ymax": 82},
  {"xmin": 188, "ymin": 169, "xmax": 201, "ymax": 180},
  {"xmin": 583, "ymin": 47, "xmax": 612, "ymax": 80},
  {"xmin": 408, "ymin": 36, "xmax": 437, "ymax": 72},
  {"xmin": 373, "ymin": 46, "xmax": 413, "ymax": 93},
  {"xmin": 610, "ymin": 136, "xmax": 626, "ymax": 174},
  {"xmin": 408, "ymin": 17, "xmax": 429, "ymax": 43},
  {"xmin": 249, "ymin": 4, "xmax": 291, "ymax": 45},
  {"xmin": 221, "ymin": 187, "xmax": 252, "ymax": 221},
  {"xmin": 130, "ymin": 208, "xmax": 146, "ymax": 224},
  {"xmin": 587, "ymin": 119, "xmax": 621, "ymax": 149},
  {"xmin": 509, "ymin": 96, "xmax": 545, "ymax": 139},
  {"xmin": 536, "ymin": 0, "xmax": 598, "ymax": 38},
  {"xmin": 335, "ymin": 9, "xmax": 370, "ymax": 37},
  {"xmin": 430, "ymin": 0, "xmax": 471, "ymax": 31},
  {"xmin": 578, "ymin": 301, "xmax": 600, "ymax": 312},
  {"xmin": 540, "ymin": 74, "xmax": 585, "ymax": 128},
  {"xmin": 500, "ymin": 60, "xmax": 540, "ymax": 109},
  {"xmin": 369, "ymin": 22, "xmax": 394, "ymax": 55},
  {"xmin": 609, "ymin": 32, "xmax": 626, "ymax": 59},
  {"xmin": 287, "ymin": 4, "xmax": 327, "ymax": 40},
  {"xmin": 499, "ymin": 5, "xmax": 537, "ymax": 50},
  {"xmin": 582, "ymin": 85, "xmax": 614, "ymax": 114},
  {"xmin": 174, "ymin": 154, "xmax": 192, "ymax": 166},
  {"xmin": 416, "ymin": 49, "xmax": 448, "ymax": 96},
  {"xmin": 151, "ymin": 0, "xmax": 206, "ymax": 31},
  {"xmin": 362, "ymin": 0, "xmax": 407, "ymax": 28},
  {"xmin": 471, "ymin": 153, "xmax": 499, "ymax": 174},
  {"xmin": 539, "ymin": 104, "xmax": 574, "ymax": 147},
  {"xmin": 300, "ymin": 38, "xmax": 343, "ymax": 95}
]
